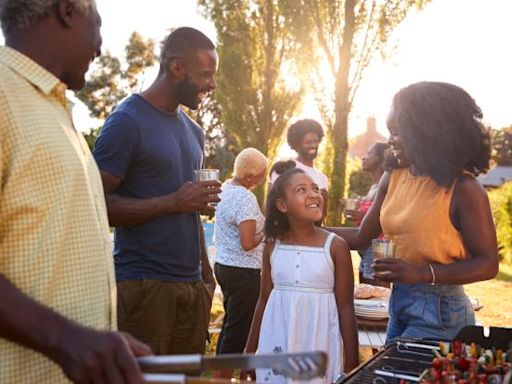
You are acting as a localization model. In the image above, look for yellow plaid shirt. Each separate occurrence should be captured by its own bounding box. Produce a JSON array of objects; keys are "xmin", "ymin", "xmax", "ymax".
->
[{"xmin": 0, "ymin": 46, "xmax": 116, "ymax": 383}]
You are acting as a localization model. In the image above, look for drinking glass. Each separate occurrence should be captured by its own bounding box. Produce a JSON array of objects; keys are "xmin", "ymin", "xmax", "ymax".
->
[
  {"xmin": 194, "ymin": 169, "xmax": 220, "ymax": 207},
  {"xmin": 345, "ymin": 198, "xmax": 359, "ymax": 210},
  {"xmin": 194, "ymin": 169, "xmax": 220, "ymax": 182},
  {"xmin": 372, "ymin": 239, "xmax": 396, "ymax": 277}
]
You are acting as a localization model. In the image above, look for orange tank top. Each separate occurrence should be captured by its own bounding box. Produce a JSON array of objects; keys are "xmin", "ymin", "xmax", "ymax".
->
[{"xmin": 380, "ymin": 168, "xmax": 467, "ymax": 266}]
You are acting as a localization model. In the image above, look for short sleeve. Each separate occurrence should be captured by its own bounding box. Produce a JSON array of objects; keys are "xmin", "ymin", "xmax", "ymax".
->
[
  {"xmin": 93, "ymin": 111, "xmax": 139, "ymax": 180},
  {"xmin": 234, "ymin": 190, "xmax": 261, "ymax": 225}
]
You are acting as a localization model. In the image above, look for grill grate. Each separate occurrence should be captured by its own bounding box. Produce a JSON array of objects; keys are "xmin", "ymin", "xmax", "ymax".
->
[
  {"xmin": 338, "ymin": 341, "xmax": 437, "ymax": 384},
  {"xmin": 337, "ymin": 327, "xmax": 512, "ymax": 384}
]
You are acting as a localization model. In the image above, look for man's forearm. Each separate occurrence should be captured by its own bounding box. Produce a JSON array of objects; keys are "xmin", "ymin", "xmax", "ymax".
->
[
  {"xmin": 0, "ymin": 274, "xmax": 75, "ymax": 363},
  {"xmin": 105, "ymin": 193, "xmax": 179, "ymax": 227},
  {"xmin": 199, "ymin": 226, "xmax": 215, "ymax": 285}
]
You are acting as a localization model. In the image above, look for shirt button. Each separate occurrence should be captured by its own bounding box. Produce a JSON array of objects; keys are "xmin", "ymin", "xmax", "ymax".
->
[
  {"xmin": 297, "ymin": 252, "xmax": 301, "ymax": 255},
  {"xmin": 296, "ymin": 265, "xmax": 300, "ymax": 268},
  {"xmin": 295, "ymin": 280, "xmax": 299, "ymax": 284}
]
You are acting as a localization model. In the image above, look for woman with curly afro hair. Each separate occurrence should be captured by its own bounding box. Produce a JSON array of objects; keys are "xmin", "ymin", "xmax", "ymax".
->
[{"xmin": 330, "ymin": 81, "xmax": 498, "ymax": 342}]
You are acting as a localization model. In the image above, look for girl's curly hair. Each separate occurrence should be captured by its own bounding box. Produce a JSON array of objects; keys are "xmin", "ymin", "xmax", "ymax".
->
[{"xmin": 264, "ymin": 168, "xmax": 305, "ymax": 241}]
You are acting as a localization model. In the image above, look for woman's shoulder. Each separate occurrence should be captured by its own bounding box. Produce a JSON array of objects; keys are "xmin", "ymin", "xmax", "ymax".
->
[{"xmin": 453, "ymin": 172, "xmax": 488, "ymax": 205}]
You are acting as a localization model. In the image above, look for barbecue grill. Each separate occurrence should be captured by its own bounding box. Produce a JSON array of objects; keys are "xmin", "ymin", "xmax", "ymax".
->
[{"xmin": 336, "ymin": 326, "xmax": 512, "ymax": 384}]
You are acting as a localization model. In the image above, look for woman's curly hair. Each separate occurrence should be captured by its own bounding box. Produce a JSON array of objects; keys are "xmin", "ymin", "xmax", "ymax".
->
[
  {"xmin": 391, "ymin": 81, "xmax": 491, "ymax": 187},
  {"xmin": 264, "ymin": 168, "xmax": 305, "ymax": 241}
]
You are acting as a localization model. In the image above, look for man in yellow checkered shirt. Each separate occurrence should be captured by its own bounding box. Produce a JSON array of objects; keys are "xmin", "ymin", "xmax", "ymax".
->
[{"xmin": 0, "ymin": 0, "xmax": 151, "ymax": 382}]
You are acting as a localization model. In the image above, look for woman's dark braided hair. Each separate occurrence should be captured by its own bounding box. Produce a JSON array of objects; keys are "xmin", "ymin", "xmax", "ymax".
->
[
  {"xmin": 264, "ymin": 168, "xmax": 305, "ymax": 241},
  {"xmin": 391, "ymin": 81, "xmax": 491, "ymax": 187}
]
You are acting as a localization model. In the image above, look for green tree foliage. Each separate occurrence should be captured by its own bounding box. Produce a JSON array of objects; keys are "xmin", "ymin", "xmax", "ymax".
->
[
  {"xmin": 76, "ymin": 32, "xmax": 156, "ymax": 150},
  {"xmin": 192, "ymin": 95, "xmax": 237, "ymax": 180},
  {"xmin": 488, "ymin": 181, "xmax": 512, "ymax": 264},
  {"xmin": 198, "ymin": 0, "xmax": 307, "ymax": 200},
  {"xmin": 279, "ymin": 0, "xmax": 429, "ymax": 224},
  {"xmin": 492, "ymin": 126, "xmax": 512, "ymax": 166},
  {"xmin": 348, "ymin": 168, "xmax": 372, "ymax": 197}
]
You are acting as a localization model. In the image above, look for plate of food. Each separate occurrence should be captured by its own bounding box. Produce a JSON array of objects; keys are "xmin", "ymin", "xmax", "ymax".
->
[{"xmin": 354, "ymin": 283, "xmax": 391, "ymax": 300}]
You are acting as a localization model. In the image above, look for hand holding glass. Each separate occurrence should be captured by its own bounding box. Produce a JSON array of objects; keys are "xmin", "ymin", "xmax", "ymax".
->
[{"xmin": 194, "ymin": 169, "xmax": 220, "ymax": 207}]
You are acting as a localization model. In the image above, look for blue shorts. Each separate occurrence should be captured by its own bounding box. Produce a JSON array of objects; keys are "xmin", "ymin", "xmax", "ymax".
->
[{"xmin": 386, "ymin": 282, "xmax": 475, "ymax": 343}]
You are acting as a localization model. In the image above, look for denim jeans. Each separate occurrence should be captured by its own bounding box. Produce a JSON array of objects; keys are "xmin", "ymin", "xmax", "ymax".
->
[
  {"xmin": 386, "ymin": 282, "xmax": 475, "ymax": 343},
  {"xmin": 359, "ymin": 247, "xmax": 374, "ymax": 279}
]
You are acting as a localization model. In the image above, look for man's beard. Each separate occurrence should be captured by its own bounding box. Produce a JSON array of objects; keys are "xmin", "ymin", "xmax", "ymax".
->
[
  {"xmin": 300, "ymin": 149, "xmax": 318, "ymax": 162},
  {"xmin": 175, "ymin": 76, "xmax": 200, "ymax": 110}
]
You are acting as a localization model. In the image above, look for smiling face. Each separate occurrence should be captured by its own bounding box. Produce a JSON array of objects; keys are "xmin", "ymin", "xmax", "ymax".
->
[
  {"xmin": 386, "ymin": 107, "xmax": 412, "ymax": 167},
  {"xmin": 277, "ymin": 172, "xmax": 323, "ymax": 223},
  {"xmin": 176, "ymin": 49, "xmax": 218, "ymax": 110},
  {"xmin": 296, "ymin": 132, "xmax": 320, "ymax": 162}
]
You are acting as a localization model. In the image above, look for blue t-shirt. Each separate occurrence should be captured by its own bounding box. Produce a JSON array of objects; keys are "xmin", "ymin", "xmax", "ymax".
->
[{"xmin": 93, "ymin": 94, "xmax": 204, "ymax": 282}]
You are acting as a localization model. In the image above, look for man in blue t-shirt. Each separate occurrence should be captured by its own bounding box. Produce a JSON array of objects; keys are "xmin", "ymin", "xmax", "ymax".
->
[{"xmin": 93, "ymin": 27, "xmax": 220, "ymax": 355}]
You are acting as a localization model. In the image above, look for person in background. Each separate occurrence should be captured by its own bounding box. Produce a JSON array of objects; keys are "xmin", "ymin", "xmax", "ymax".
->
[
  {"xmin": 269, "ymin": 119, "xmax": 329, "ymax": 219},
  {"xmin": 93, "ymin": 27, "xmax": 220, "ymax": 355},
  {"xmin": 0, "ymin": 0, "xmax": 151, "ymax": 383},
  {"xmin": 245, "ymin": 168, "xmax": 359, "ymax": 382},
  {"xmin": 343, "ymin": 142, "xmax": 390, "ymax": 286},
  {"xmin": 213, "ymin": 147, "xmax": 268, "ymax": 379},
  {"xmin": 330, "ymin": 81, "xmax": 498, "ymax": 342}
]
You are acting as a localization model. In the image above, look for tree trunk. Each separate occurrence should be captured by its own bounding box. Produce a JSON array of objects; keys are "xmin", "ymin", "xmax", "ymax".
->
[{"xmin": 326, "ymin": 0, "xmax": 356, "ymax": 226}]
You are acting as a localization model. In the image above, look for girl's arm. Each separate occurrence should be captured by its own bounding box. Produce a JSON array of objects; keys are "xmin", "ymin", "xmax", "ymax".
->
[
  {"xmin": 244, "ymin": 241, "xmax": 274, "ymax": 353},
  {"xmin": 328, "ymin": 172, "xmax": 390, "ymax": 250},
  {"xmin": 375, "ymin": 175, "xmax": 499, "ymax": 284},
  {"xmin": 331, "ymin": 236, "xmax": 359, "ymax": 372}
]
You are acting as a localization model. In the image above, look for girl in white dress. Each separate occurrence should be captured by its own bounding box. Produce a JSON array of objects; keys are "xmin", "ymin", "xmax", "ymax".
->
[{"xmin": 245, "ymin": 168, "xmax": 359, "ymax": 383}]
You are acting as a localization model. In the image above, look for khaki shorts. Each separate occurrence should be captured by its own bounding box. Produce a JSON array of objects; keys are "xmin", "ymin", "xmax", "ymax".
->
[{"xmin": 117, "ymin": 279, "xmax": 212, "ymax": 355}]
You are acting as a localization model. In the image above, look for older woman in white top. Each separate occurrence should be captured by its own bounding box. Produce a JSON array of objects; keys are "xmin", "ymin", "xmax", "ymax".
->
[{"xmin": 213, "ymin": 148, "xmax": 267, "ymax": 376}]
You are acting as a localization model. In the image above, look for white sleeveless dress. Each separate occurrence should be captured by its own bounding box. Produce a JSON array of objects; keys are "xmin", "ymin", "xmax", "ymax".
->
[{"xmin": 256, "ymin": 232, "xmax": 343, "ymax": 383}]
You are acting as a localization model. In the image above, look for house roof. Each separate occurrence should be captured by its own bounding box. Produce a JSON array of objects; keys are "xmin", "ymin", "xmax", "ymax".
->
[
  {"xmin": 349, "ymin": 117, "xmax": 388, "ymax": 159},
  {"xmin": 477, "ymin": 166, "xmax": 512, "ymax": 187}
]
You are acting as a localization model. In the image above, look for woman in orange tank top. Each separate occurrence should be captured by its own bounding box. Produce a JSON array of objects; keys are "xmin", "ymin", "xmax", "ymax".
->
[{"xmin": 330, "ymin": 81, "xmax": 498, "ymax": 342}]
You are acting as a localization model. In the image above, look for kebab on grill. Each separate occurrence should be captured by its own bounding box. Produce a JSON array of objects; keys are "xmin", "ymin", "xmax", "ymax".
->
[{"xmin": 418, "ymin": 340, "xmax": 512, "ymax": 384}]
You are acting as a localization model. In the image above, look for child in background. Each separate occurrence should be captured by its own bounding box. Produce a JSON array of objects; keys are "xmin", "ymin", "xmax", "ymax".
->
[{"xmin": 245, "ymin": 168, "xmax": 359, "ymax": 383}]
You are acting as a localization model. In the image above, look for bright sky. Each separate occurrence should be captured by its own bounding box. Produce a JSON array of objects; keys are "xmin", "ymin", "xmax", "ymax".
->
[{"xmin": 2, "ymin": 0, "xmax": 511, "ymax": 138}]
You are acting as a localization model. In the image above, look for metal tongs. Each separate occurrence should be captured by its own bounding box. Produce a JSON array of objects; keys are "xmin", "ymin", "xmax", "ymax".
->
[
  {"xmin": 138, "ymin": 351, "xmax": 328, "ymax": 383},
  {"xmin": 374, "ymin": 365, "xmax": 422, "ymax": 382}
]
